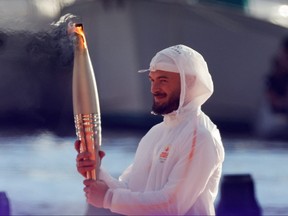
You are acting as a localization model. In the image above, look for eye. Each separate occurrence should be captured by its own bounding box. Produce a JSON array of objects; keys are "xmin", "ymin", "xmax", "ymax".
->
[{"xmin": 159, "ymin": 79, "xmax": 168, "ymax": 83}]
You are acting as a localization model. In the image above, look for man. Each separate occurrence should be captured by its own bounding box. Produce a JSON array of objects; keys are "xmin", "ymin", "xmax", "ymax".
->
[{"xmin": 76, "ymin": 44, "xmax": 225, "ymax": 215}]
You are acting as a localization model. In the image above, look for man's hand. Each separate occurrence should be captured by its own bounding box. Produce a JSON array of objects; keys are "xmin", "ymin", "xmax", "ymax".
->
[
  {"xmin": 75, "ymin": 140, "xmax": 105, "ymax": 178},
  {"xmin": 83, "ymin": 179, "xmax": 109, "ymax": 208}
]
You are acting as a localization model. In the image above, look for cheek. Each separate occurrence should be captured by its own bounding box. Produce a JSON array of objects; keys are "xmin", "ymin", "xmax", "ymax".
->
[
  {"xmin": 171, "ymin": 84, "xmax": 181, "ymax": 95},
  {"xmin": 167, "ymin": 88, "xmax": 180, "ymax": 100}
]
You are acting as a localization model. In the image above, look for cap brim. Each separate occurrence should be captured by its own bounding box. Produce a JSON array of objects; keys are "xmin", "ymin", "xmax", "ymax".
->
[{"xmin": 138, "ymin": 69, "xmax": 150, "ymax": 73}]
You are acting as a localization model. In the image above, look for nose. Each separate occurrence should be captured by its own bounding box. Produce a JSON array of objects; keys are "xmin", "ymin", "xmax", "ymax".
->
[{"xmin": 151, "ymin": 81, "xmax": 160, "ymax": 94}]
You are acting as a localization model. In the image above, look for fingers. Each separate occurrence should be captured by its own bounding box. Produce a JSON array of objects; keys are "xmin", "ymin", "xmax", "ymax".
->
[
  {"xmin": 76, "ymin": 151, "xmax": 96, "ymax": 177},
  {"xmin": 77, "ymin": 158, "xmax": 96, "ymax": 173},
  {"xmin": 83, "ymin": 179, "xmax": 94, "ymax": 199},
  {"xmin": 75, "ymin": 139, "xmax": 106, "ymax": 160},
  {"xmin": 75, "ymin": 139, "xmax": 105, "ymax": 178},
  {"xmin": 76, "ymin": 151, "xmax": 91, "ymax": 162},
  {"xmin": 83, "ymin": 180, "xmax": 91, "ymax": 199},
  {"xmin": 83, "ymin": 179, "xmax": 94, "ymax": 186},
  {"xmin": 77, "ymin": 149, "xmax": 105, "ymax": 161},
  {"xmin": 77, "ymin": 159, "xmax": 95, "ymax": 167},
  {"xmin": 77, "ymin": 166, "xmax": 96, "ymax": 176},
  {"xmin": 77, "ymin": 161, "xmax": 96, "ymax": 171}
]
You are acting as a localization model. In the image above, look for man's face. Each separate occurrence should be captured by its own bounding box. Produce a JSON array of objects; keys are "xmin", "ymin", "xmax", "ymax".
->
[{"xmin": 149, "ymin": 70, "xmax": 181, "ymax": 115}]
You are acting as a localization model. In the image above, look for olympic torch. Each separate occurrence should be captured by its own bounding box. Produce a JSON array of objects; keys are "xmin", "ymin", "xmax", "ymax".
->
[{"xmin": 69, "ymin": 22, "xmax": 101, "ymax": 180}]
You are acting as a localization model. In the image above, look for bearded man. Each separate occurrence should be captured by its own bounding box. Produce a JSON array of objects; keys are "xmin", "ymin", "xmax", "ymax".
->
[{"xmin": 76, "ymin": 44, "xmax": 225, "ymax": 215}]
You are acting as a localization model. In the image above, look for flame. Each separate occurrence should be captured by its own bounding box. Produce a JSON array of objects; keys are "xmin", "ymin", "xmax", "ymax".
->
[{"xmin": 74, "ymin": 24, "xmax": 87, "ymax": 48}]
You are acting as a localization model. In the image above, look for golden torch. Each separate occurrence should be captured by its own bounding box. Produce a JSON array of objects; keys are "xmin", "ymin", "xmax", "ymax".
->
[{"xmin": 69, "ymin": 22, "xmax": 101, "ymax": 180}]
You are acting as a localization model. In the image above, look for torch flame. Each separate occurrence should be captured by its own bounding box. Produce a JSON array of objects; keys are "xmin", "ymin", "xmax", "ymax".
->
[{"xmin": 74, "ymin": 24, "xmax": 87, "ymax": 49}]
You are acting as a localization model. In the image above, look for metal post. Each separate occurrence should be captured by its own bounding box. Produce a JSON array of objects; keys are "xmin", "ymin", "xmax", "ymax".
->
[
  {"xmin": 216, "ymin": 174, "xmax": 262, "ymax": 216},
  {"xmin": 0, "ymin": 192, "xmax": 10, "ymax": 216}
]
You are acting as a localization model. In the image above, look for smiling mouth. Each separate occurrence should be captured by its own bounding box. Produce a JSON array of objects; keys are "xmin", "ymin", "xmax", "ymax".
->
[{"xmin": 153, "ymin": 93, "xmax": 167, "ymax": 102}]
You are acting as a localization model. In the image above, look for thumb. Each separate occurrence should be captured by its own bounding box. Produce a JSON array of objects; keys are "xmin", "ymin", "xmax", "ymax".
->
[
  {"xmin": 98, "ymin": 150, "xmax": 105, "ymax": 160},
  {"xmin": 74, "ymin": 140, "xmax": 81, "ymax": 153}
]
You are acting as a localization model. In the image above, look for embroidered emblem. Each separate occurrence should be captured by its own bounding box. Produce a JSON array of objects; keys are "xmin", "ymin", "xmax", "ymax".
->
[
  {"xmin": 159, "ymin": 146, "xmax": 170, "ymax": 163},
  {"xmin": 171, "ymin": 45, "xmax": 182, "ymax": 54}
]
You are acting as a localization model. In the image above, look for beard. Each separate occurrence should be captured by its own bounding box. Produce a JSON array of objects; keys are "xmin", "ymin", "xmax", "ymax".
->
[{"xmin": 151, "ymin": 92, "xmax": 180, "ymax": 115}]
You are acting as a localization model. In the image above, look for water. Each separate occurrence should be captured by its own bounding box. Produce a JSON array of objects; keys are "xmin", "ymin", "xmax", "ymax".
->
[
  {"xmin": 0, "ymin": 131, "xmax": 287, "ymax": 215},
  {"xmin": 221, "ymin": 138, "xmax": 288, "ymax": 215}
]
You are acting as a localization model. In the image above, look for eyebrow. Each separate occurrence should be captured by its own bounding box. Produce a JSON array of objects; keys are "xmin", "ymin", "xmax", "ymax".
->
[
  {"xmin": 149, "ymin": 75, "xmax": 169, "ymax": 80},
  {"xmin": 157, "ymin": 76, "xmax": 169, "ymax": 79}
]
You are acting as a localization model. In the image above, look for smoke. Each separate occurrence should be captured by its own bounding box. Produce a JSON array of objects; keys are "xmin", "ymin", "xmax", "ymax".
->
[
  {"xmin": 0, "ymin": 13, "xmax": 82, "ymax": 130},
  {"xmin": 0, "ymin": 3, "xmax": 82, "ymax": 133},
  {"xmin": 51, "ymin": 13, "xmax": 80, "ymax": 27},
  {"xmin": 24, "ymin": 13, "xmax": 81, "ymax": 68}
]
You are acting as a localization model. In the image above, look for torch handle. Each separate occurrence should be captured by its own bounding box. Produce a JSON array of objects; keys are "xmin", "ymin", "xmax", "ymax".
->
[{"xmin": 74, "ymin": 113, "xmax": 101, "ymax": 180}]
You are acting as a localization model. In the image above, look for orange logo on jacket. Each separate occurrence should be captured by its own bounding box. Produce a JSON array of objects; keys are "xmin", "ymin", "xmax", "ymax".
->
[{"xmin": 159, "ymin": 146, "xmax": 170, "ymax": 162}]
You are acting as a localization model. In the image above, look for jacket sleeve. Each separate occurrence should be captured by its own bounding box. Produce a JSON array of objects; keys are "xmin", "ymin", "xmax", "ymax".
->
[
  {"xmin": 99, "ymin": 164, "xmax": 133, "ymax": 189},
  {"xmin": 103, "ymin": 132, "xmax": 223, "ymax": 215}
]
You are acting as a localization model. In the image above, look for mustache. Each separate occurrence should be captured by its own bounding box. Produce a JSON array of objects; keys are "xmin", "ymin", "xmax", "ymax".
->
[{"xmin": 153, "ymin": 92, "xmax": 167, "ymax": 97}]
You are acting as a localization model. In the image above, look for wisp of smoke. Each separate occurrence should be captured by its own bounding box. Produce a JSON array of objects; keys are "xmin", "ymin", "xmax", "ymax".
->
[{"xmin": 25, "ymin": 13, "xmax": 81, "ymax": 68}]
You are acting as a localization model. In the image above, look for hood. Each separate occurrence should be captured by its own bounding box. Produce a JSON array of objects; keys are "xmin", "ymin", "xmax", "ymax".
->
[{"xmin": 149, "ymin": 44, "xmax": 214, "ymax": 114}]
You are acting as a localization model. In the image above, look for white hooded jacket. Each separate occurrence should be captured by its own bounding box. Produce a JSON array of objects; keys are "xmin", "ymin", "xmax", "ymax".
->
[{"xmin": 99, "ymin": 45, "xmax": 225, "ymax": 215}]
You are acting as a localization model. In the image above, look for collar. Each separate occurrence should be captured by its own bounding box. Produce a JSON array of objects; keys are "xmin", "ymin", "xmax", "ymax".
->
[{"xmin": 163, "ymin": 105, "xmax": 200, "ymax": 126}]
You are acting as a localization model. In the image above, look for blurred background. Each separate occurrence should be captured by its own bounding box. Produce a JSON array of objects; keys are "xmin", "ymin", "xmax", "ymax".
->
[{"xmin": 0, "ymin": 0, "xmax": 288, "ymax": 215}]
